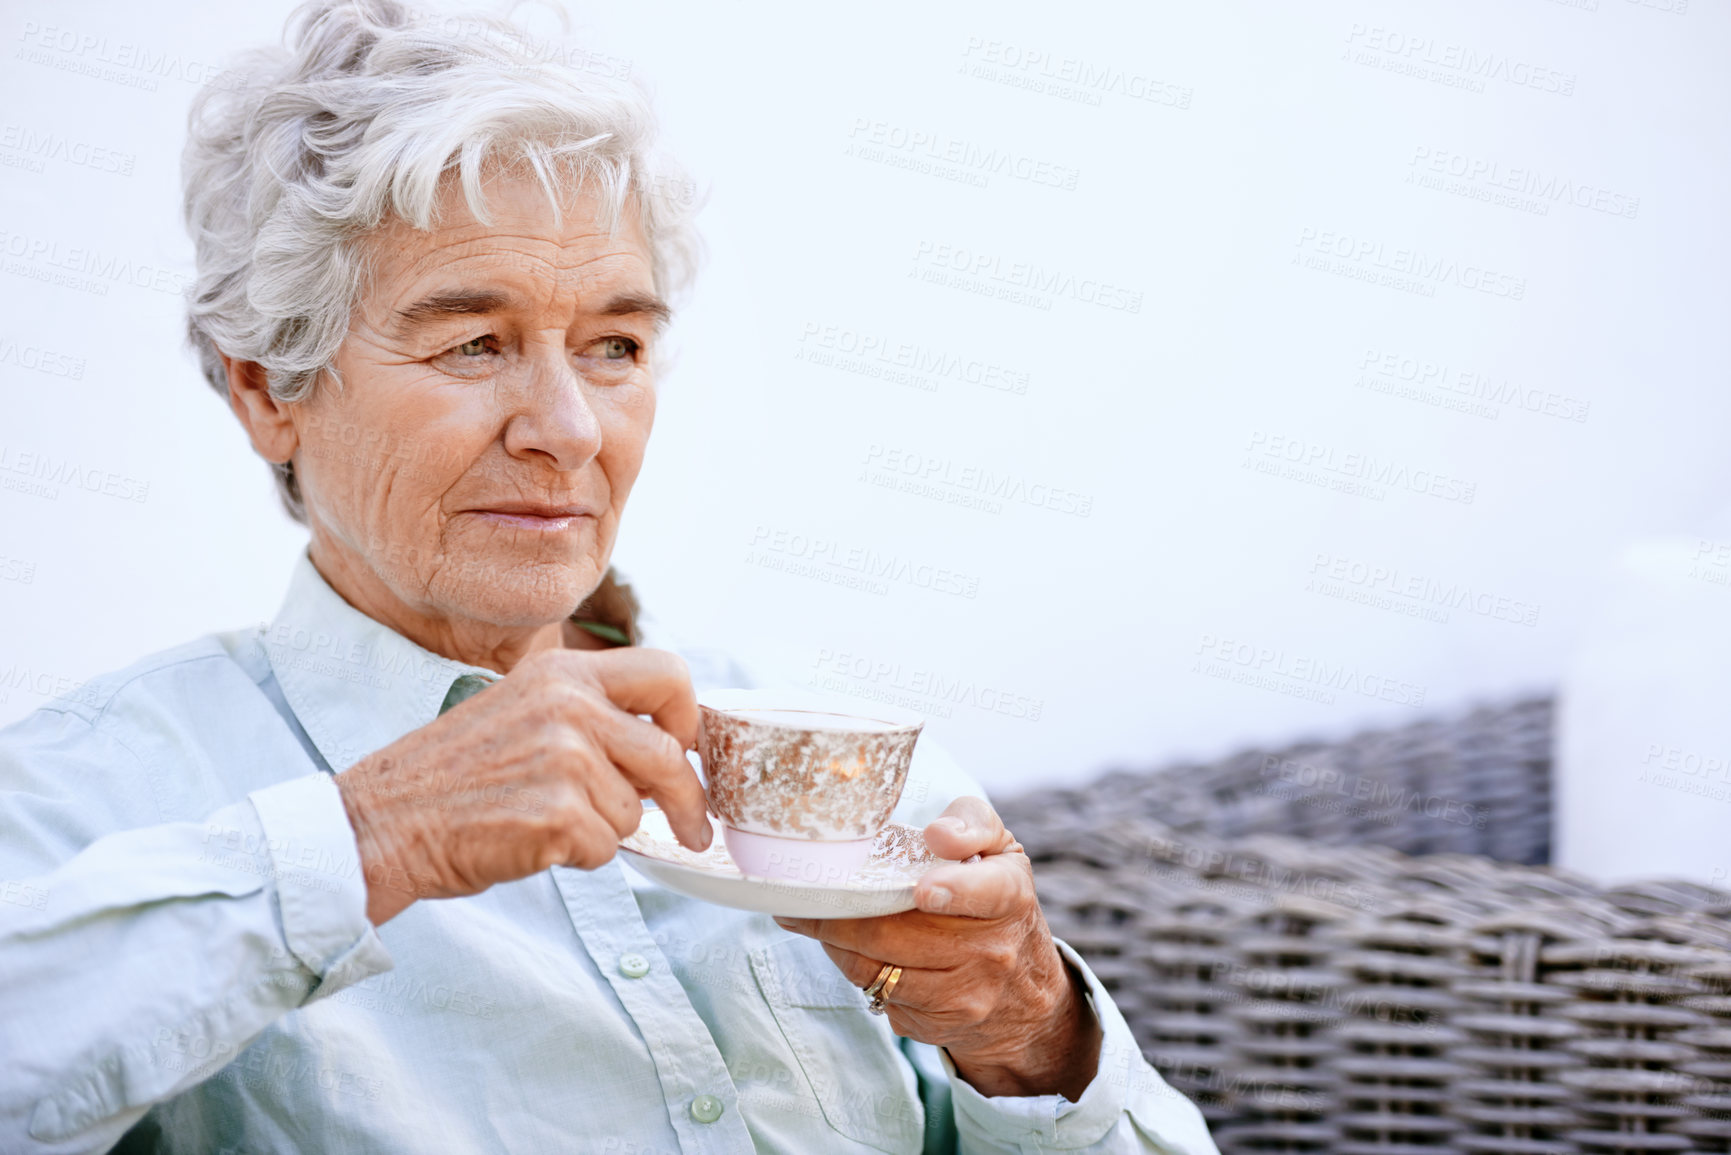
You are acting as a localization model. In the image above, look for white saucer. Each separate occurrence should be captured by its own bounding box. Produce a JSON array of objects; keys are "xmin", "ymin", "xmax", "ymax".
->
[{"xmin": 617, "ymin": 809, "xmax": 946, "ymax": 919}]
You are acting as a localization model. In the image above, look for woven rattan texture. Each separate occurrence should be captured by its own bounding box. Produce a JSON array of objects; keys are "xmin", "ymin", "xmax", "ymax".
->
[
  {"xmin": 1008, "ymin": 695, "xmax": 1555, "ymax": 865},
  {"xmin": 998, "ymin": 695, "xmax": 1731, "ymax": 1155}
]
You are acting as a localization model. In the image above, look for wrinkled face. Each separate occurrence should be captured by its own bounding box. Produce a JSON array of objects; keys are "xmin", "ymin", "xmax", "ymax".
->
[{"xmin": 290, "ymin": 173, "xmax": 663, "ymax": 630}]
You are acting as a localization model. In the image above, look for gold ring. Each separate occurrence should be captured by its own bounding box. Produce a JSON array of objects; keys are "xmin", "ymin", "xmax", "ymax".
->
[
  {"xmin": 862, "ymin": 962, "xmax": 896, "ymax": 1000},
  {"xmin": 867, "ymin": 967, "xmax": 901, "ymax": 1015}
]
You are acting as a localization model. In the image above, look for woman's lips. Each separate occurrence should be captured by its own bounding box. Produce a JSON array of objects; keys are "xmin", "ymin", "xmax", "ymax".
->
[{"xmin": 466, "ymin": 505, "xmax": 595, "ymax": 531}]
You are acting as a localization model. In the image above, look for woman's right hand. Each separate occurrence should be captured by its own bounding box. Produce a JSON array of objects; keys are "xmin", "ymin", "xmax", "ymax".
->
[{"xmin": 333, "ymin": 646, "xmax": 711, "ymax": 924}]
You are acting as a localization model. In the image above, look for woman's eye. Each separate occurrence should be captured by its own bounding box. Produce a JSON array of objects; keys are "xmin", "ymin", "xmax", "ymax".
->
[{"xmin": 595, "ymin": 336, "xmax": 639, "ymax": 360}]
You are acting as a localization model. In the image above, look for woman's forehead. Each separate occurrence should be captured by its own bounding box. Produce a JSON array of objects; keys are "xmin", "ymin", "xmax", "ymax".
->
[
  {"xmin": 362, "ymin": 191, "xmax": 657, "ymax": 326},
  {"xmin": 381, "ymin": 234, "xmax": 651, "ymax": 293},
  {"xmin": 383, "ymin": 168, "xmax": 646, "ymax": 262}
]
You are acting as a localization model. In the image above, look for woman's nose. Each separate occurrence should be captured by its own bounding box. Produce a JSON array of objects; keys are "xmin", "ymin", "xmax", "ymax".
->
[{"xmin": 500, "ymin": 348, "xmax": 603, "ymax": 471}]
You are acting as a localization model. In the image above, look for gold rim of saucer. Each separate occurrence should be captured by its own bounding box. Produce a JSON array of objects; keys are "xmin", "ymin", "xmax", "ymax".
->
[{"xmin": 620, "ymin": 810, "xmax": 939, "ymax": 890}]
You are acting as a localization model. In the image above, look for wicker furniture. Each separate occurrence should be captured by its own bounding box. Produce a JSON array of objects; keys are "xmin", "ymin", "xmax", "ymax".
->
[{"xmin": 999, "ymin": 695, "xmax": 1731, "ymax": 1154}]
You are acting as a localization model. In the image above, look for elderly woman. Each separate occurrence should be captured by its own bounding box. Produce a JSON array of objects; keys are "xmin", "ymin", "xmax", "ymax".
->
[{"xmin": 0, "ymin": 3, "xmax": 1214, "ymax": 1153}]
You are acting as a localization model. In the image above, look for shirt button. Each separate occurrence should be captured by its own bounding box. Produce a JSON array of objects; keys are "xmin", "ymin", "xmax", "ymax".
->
[
  {"xmin": 618, "ymin": 952, "xmax": 651, "ymax": 979},
  {"xmin": 690, "ymin": 1094, "xmax": 725, "ymax": 1124}
]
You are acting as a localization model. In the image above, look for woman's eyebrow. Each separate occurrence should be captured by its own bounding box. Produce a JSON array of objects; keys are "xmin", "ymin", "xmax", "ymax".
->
[
  {"xmin": 391, "ymin": 288, "xmax": 671, "ymax": 333},
  {"xmin": 595, "ymin": 291, "xmax": 672, "ymax": 333},
  {"xmin": 392, "ymin": 288, "xmax": 515, "ymax": 333}
]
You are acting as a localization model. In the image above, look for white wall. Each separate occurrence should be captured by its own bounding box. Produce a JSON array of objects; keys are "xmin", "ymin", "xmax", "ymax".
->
[
  {"xmin": 1556, "ymin": 531, "xmax": 1731, "ymax": 887},
  {"xmin": 1, "ymin": 1, "xmax": 1726, "ymax": 877}
]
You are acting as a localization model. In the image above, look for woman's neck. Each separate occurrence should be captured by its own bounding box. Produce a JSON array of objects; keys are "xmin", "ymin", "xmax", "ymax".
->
[{"xmin": 306, "ymin": 539, "xmax": 592, "ymax": 674}]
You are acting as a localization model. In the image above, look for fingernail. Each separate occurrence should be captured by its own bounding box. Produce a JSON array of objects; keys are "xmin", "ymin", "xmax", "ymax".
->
[
  {"xmin": 935, "ymin": 817, "xmax": 966, "ymax": 835},
  {"xmin": 773, "ymin": 917, "xmax": 798, "ymax": 932},
  {"xmin": 925, "ymin": 886, "xmax": 952, "ymax": 911}
]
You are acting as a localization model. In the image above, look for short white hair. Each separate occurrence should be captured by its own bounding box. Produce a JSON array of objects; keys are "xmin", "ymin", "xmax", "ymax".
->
[{"xmin": 182, "ymin": 0, "xmax": 701, "ymax": 521}]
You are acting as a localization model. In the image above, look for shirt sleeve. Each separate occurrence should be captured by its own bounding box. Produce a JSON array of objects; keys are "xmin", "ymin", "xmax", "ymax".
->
[
  {"xmin": 936, "ymin": 941, "xmax": 1219, "ymax": 1154},
  {"xmin": 0, "ymin": 710, "xmax": 392, "ymax": 1155}
]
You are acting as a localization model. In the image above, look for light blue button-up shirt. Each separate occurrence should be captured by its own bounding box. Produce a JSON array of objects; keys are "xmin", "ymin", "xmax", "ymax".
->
[{"xmin": 0, "ymin": 552, "xmax": 1217, "ymax": 1154}]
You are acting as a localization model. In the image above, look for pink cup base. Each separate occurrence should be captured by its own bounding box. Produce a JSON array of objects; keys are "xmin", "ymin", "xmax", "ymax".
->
[{"xmin": 722, "ymin": 827, "xmax": 876, "ymax": 885}]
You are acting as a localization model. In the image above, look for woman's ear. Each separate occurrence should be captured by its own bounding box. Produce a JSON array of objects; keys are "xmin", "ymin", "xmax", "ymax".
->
[{"xmin": 219, "ymin": 353, "xmax": 298, "ymax": 465}]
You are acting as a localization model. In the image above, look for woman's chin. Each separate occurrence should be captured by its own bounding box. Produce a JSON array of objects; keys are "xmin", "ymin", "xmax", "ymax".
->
[{"xmin": 428, "ymin": 560, "xmax": 599, "ymax": 629}]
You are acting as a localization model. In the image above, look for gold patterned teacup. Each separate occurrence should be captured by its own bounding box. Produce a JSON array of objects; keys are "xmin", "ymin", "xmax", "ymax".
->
[{"xmin": 695, "ymin": 689, "xmax": 924, "ymax": 885}]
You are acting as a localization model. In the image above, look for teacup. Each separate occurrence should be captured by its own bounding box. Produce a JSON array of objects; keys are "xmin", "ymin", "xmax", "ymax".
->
[{"xmin": 696, "ymin": 688, "xmax": 924, "ymax": 885}]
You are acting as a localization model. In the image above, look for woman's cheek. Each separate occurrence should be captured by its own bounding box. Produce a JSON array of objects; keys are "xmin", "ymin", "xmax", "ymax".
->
[{"xmin": 598, "ymin": 389, "xmax": 655, "ymax": 491}]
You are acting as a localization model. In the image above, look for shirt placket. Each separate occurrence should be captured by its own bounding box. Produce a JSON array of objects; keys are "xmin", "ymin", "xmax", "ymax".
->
[{"xmin": 551, "ymin": 862, "xmax": 753, "ymax": 1153}]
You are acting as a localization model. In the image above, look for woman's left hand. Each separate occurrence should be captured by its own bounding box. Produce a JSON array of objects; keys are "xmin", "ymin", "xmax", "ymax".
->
[{"xmin": 774, "ymin": 796, "xmax": 1103, "ymax": 1101}]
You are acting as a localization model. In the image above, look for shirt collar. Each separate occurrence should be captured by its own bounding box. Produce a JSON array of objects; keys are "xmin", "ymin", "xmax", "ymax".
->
[{"xmin": 264, "ymin": 550, "xmax": 502, "ymax": 774}]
